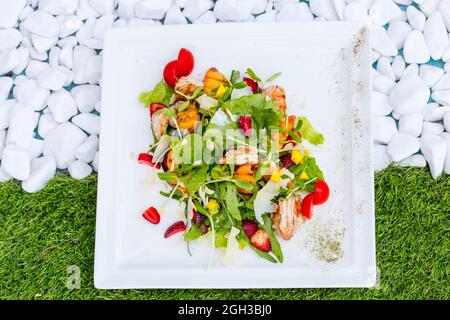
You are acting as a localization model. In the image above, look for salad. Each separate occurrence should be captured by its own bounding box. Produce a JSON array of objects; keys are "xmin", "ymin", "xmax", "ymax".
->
[{"xmin": 138, "ymin": 48, "xmax": 330, "ymax": 264}]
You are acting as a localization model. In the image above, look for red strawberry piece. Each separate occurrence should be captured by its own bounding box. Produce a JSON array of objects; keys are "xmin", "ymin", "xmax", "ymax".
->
[
  {"xmin": 280, "ymin": 154, "xmax": 294, "ymax": 168},
  {"xmin": 164, "ymin": 220, "xmax": 187, "ymax": 238},
  {"xmin": 243, "ymin": 77, "xmax": 258, "ymax": 93},
  {"xmin": 163, "ymin": 60, "xmax": 179, "ymax": 88},
  {"xmin": 142, "ymin": 207, "xmax": 160, "ymax": 224},
  {"xmin": 176, "ymin": 48, "xmax": 194, "ymax": 77},
  {"xmin": 242, "ymin": 219, "xmax": 258, "ymax": 238},
  {"xmin": 250, "ymin": 229, "xmax": 271, "ymax": 252},
  {"xmin": 137, "ymin": 153, "xmax": 160, "ymax": 169},
  {"xmin": 239, "ymin": 115, "xmax": 252, "ymax": 137},
  {"xmin": 150, "ymin": 103, "xmax": 166, "ymax": 117}
]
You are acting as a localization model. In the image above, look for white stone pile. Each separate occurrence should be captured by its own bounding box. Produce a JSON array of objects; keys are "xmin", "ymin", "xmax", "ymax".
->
[{"xmin": 0, "ymin": 0, "xmax": 449, "ymax": 193}]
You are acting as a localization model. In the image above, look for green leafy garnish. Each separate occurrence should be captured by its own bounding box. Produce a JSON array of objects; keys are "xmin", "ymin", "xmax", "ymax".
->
[
  {"xmin": 184, "ymin": 224, "xmax": 204, "ymax": 241},
  {"xmin": 179, "ymin": 165, "xmax": 208, "ymax": 195},
  {"xmin": 246, "ymin": 68, "xmax": 262, "ymax": 82},
  {"xmin": 296, "ymin": 117, "xmax": 324, "ymax": 145},
  {"xmin": 224, "ymin": 183, "xmax": 241, "ymax": 221},
  {"xmin": 139, "ymin": 80, "xmax": 173, "ymax": 106},
  {"xmin": 266, "ymin": 72, "xmax": 282, "ymax": 83},
  {"xmin": 262, "ymin": 213, "xmax": 283, "ymax": 263},
  {"xmin": 230, "ymin": 70, "xmax": 240, "ymax": 84}
]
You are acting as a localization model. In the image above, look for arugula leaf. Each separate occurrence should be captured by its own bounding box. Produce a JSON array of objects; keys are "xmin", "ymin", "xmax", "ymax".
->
[
  {"xmin": 230, "ymin": 70, "xmax": 240, "ymax": 84},
  {"xmin": 177, "ymin": 100, "xmax": 190, "ymax": 112},
  {"xmin": 246, "ymin": 68, "xmax": 262, "ymax": 82},
  {"xmin": 223, "ymin": 94, "xmax": 283, "ymax": 130},
  {"xmin": 179, "ymin": 165, "xmax": 208, "ymax": 195},
  {"xmin": 304, "ymin": 157, "xmax": 324, "ymax": 180},
  {"xmin": 224, "ymin": 183, "xmax": 241, "ymax": 221},
  {"xmin": 262, "ymin": 213, "xmax": 283, "ymax": 263},
  {"xmin": 159, "ymin": 190, "xmax": 183, "ymax": 200},
  {"xmin": 266, "ymin": 72, "xmax": 282, "ymax": 83},
  {"xmin": 139, "ymin": 80, "xmax": 173, "ymax": 106},
  {"xmin": 240, "ymin": 230, "xmax": 277, "ymax": 263},
  {"xmin": 157, "ymin": 172, "xmax": 177, "ymax": 182},
  {"xmin": 211, "ymin": 165, "xmax": 231, "ymax": 180},
  {"xmin": 255, "ymin": 162, "xmax": 270, "ymax": 181},
  {"xmin": 233, "ymin": 81, "xmax": 247, "ymax": 89},
  {"xmin": 231, "ymin": 179, "xmax": 254, "ymax": 192},
  {"xmin": 184, "ymin": 224, "xmax": 204, "ymax": 241},
  {"xmin": 296, "ymin": 116, "xmax": 324, "ymax": 145}
]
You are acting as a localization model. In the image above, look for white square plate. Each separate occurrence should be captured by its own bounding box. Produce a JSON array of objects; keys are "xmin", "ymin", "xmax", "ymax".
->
[{"xmin": 94, "ymin": 22, "xmax": 375, "ymax": 289}]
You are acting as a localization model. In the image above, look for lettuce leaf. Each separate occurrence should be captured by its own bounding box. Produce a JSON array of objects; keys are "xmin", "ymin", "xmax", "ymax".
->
[
  {"xmin": 223, "ymin": 94, "xmax": 283, "ymax": 130},
  {"xmin": 139, "ymin": 80, "xmax": 173, "ymax": 106},
  {"xmin": 296, "ymin": 116, "xmax": 324, "ymax": 145}
]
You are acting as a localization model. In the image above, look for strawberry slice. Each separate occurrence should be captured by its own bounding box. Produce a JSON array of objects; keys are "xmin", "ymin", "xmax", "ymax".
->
[
  {"xmin": 280, "ymin": 154, "xmax": 294, "ymax": 168},
  {"xmin": 250, "ymin": 229, "xmax": 271, "ymax": 252},
  {"xmin": 142, "ymin": 207, "xmax": 160, "ymax": 224},
  {"xmin": 242, "ymin": 219, "xmax": 258, "ymax": 238},
  {"xmin": 164, "ymin": 221, "xmax": 187, "ymax": 238},
  {"xmin": 137, "ymin": 153, "xmax": 160, "ymax": 169},
  {"xmin": 243, "ymin": 77, "xmax": 258, "ymax": 93},
  {"xmin": 150, "ymin": 103, "xmax": 166, "ymax": 117}
]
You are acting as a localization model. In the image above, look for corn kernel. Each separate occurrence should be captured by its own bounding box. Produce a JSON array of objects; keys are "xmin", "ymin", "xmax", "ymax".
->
[
  {"xmin": 300, "ymin": 171, "xmax": 309, "ymax": 180},
  {"xmin": 270, "ymin": 170, "xmax": 281, "ymax": 183},
  {"xmin": 207, "ymin": 199, "xmax": 219, "ymax": 213},
  {"xmin": 215, "ymin": 85, "xmax": 227, "ymax": 98},
  {"xmin": 291, "ymin": 149, "xmax": 304, "ymax": 164}
]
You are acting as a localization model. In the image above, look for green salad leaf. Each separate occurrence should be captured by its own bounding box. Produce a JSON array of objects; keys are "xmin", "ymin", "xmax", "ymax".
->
[
  {"xmin": 179, "ymin": 165, "xmax": 208, "ymax": 195},
  {"xmin": 262, "ymin": 213, "xmax": 283, "ymax": 263},
  {"xmin": 139, "ymin": 80, "xmax": 173, "ymax": 106},
  {"xmin": 224, "ymin": 183, "xmax": 241, "ymax": 221},
  {"xmin": 184, "ymin": 224, "xmax": 204, "ymax": 241},
  {"xmin": 223, "ymin": 94, "xmax": 283, "ymax": 130},
  {"xmin": 296, "ymin": 116, "xmax": 324, "ymax": 145}
]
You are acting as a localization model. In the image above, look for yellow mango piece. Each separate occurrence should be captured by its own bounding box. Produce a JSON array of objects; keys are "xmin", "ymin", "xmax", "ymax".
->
[{"xmin": 290, "ymin": 149, "xmax": 304, "ymax": 164}]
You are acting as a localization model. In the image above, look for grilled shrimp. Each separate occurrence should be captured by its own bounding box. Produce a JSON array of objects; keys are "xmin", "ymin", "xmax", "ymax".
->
[
  {"xmin": 272, "ymin": 196, "xmax": 304, "ymax": 240},
  {"xmin": 219, "ymin": 146, "xmax": 259, "ymax": 165},
  {"xmin": 176, "ymin": 103, "xmax": 201, "ymax": 133},
  {"xmin": 234, "ymin": 164, "xmax": 257, "ymax": 194},
  {"xmin": 263, "ymin": 85, "xmax": 287, "ymax": 115},
  {"xmin": 175, "ymin": 77, "xmax": 203, "ymax": 98},
  {"xmin": 151, "ymin": 111, "xmax": 169, "ymax": 141}
]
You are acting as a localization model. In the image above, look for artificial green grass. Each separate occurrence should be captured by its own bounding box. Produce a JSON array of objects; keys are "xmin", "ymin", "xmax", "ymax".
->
[{"xmin": 0, "ymin": 167, "xmax": 448, "ymax": 300}]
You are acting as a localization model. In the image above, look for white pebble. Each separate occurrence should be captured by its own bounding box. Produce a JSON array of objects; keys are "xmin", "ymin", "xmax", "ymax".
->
[
  {"xmin": 43, "ymin": 122, "xmax": 88, "ymax": 169},
  {"xmin": 59, "ymin": 45, "xmax": 74, "ymax": 69},
  {"xmin": 369, "ymin": 0, "xmax": 402, "ymax": 26},
  {"xmin": 27, "ymin": 138, "xmax": 43, "ymax": 160},
  {"xmin": 431, "ymin": 90, "xmax": 450, "ymax": 105},
  {"xmin": 30, "ymin": 34, "xmax": 58, "ymax": 54},
  {"xmin": 164, "ymin": 5, "xmax": 188, "ymax": 24},
  {"xmin": 6, "ymin": 103, "xmax": 38, "ymax": 149},
  {"xmin": 72, "ymin": 85, "xmax": 100, "ymax": 113},
  {"xmin": 214, "ymin": 0, "xmax": 256, "ymax": 22},
  {"xmin": 424, "ymin": 106, "xmax": 450, "ymax": 121},
  {"xmin": 58, "ymin": 15, "xmax": 83, "ymax": 38},
  {"xmin": 403, "ymin": 30, "xmax": 430, "ymax": 64},
  {"xmin": 37, "ymin": 113, "xmax": 58, "ymax": 138},
  {"xmin": 0, "ymin": 166, "xmax": 12, "ymax": 182},
  {"xmin": 76, "ymin": 16, "xmax": 96, "ymax": 46},
  {"xmin": 422, "ymin": 122, "xmax": 444, "ymax": 135},
  {"xmin": 444, "ymin": 112, "xmax": 450, "ymax": 132},
  {"xmin": 72, "ymin": 113, "xmax": 101, "ymax": 135},
  {"xmin": 419, "ymin": 64, "xmax": 444, "ymax": 87},
  {"xmin": 438, "ymin": 0, "xmax": 450, "ymax": 31},
  {"xmin": 310, "ymin": 0, "xmax": 339, "ymax": 20},
  {"xmin": 406, "ymin": 5, "xmax": 425, "ymax": 30},
  {"xmin": 372, "ymin": 91, "xmax": 393, "ymax": 115},
  {"xmin": 256, "ymin": 10, "xmax": 276, "ymax": 23},
  {"xmin": 127, "ymin": 17, "xmax": 157, "ymax": 27},
  {"xmin": 47, "ymin": 89, "xmax": 78, "ymax": 123},
  {"xmin": 75, "ymin": 134, "xmax": 99, "ymax": 163},
  {"xmin": 135, "ymin": 0, "xmax": 172, "ymax": 20},
  {"xmin": 402, "ymin": 63, "xmax": 419, "ymax": 78},
  {"xmin": 28, "ymin": 47, "xmax": 48, "ymax": 61},
  {"xmin": 1, "ymin": 144, "xmax": 30, "ymax": 180},
  {"xmin": 37, "ymin": 68, "xmax": 67, "ymax": 91},
  {"xmin": 373, "ymin": 69, "xmax": 395, "ymax": 94},
  {"xmin": 89, "ymin": 0, "xmax": 116, "ymax": 15},
  {"xmin": 69, "ymin": 159, "xmax": 92, "ymax": 179},
  {"xmin": 371, "ymin": 27, "xmax": 398, "ymax": 56},
  {"xmin": 84, "ymin": 55, "xmax": 102, "ymax": 85},
  {"xmin": 0, "ymin": 28, "xmax": 22, "ymax": 51},
  {"xmin": 373, "ymin": 116, "xmax": 398, "ymax": 144},
  {"xmin": 21, "ymin": 156, "xmax": 56, "ymax": 193},
  {"xmin": 387, "ymin": 20, "xmax": 412, "ymax": 50},
  {"xmin": 92, "ymin": 151, "xmax": 99, "ymax": 172},
  {"xmin": 398, "ymin": 154, "xmax": 427, "ymax": 167},
  {"xmin": 118, "ymin": 0, "xmax": 141, "ymax": 20},
  {"xmin": 420, "ymin": 134, "xmax": 446, "ymax": 179},
  {"xmin": 0, "ymin": 100, "xmax": 14, "ymax": 129},
  {"xmin": 276, "ymin": 2, "xmax": 313, "ymax": 21},
  {"xmin": 389, "ymin": 75, "xmax": 430, "ymax": 115},
  {"xmin": 94, "ymin": 101, "xmax": 102, "ymax": 113},
  {"xmin": 0, "ymin": 77, "xmax": 13, "ymax": 102},
  {"xmin": 423, "ymin": 12, "xmax": 449, "ymax": 61},
  {"xmin": 398, "ymin": 113, "xmax": 423, "ymax": 137},
  {"xmin": 391, "ymin": 55, "xmax": 405, "ymax": 80},
  {"xmin": 72, "ymin": 45, "xmax": 96, "ymax": 84},
  {"xmin": 373, "ymin": 144, "xmax": 392, "ymax": 172},
  {"xmin": 0, "ymin": 49, "xmax": 20, "ymax": 75},
  {"xmin": 387, "ymin": 133, "xmax": 420, "ymax": 162},
  {"xmin": 251, "ymin": 0, "xmax": 267, "ymax": 15},
  {"xmin": 377, "ymin": 56, "xmax": 396, "ymax": 81},
  {"xmin": 39, "ymin": 0, "xmax": 78, "ymax": 15},
  {"xmin": 77, "ymin": 0, "xmax": 101, "ymax": 20},
  {"xmin": 344, "ymin": 2, "xmax": 368, "ymax": 21},
  {"xmin": 94, "ymin": 14, "xmax": 115, "ymax": 40},
  {"xmin": 419, "ymin": 0, "xmax": 440, "ymax": 17},
  {"xmin": 183, "ymin": 0, "xmax": 215, "ymax": 21},
  {"xmin": 58, "ymin": 36, "xmax": 78, "ymax": 48},
  {"xmin": 441, "ymin": 132, "xmax": 450, "ymax": 174},
  {"xmin": 25, "ymin": 60, "xmax": 49, "ymax": 79},
  {"xmin": 0, "ymin": 0, "xmax": 26, "ymax": 28},
  {"xmin": 0, "ymin": 129, "xmax": 5, "ymax": 159},
  {"xmin": 432, "ymin": 73, "xmax": 450, "ymax": 91},
  {"xmin": 22, "ymin": 11, "xmax": 59, "ymax": 37},
  {"xmin": 12, "ymin": 47, "xmax": 30, "ymax": 75}
]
